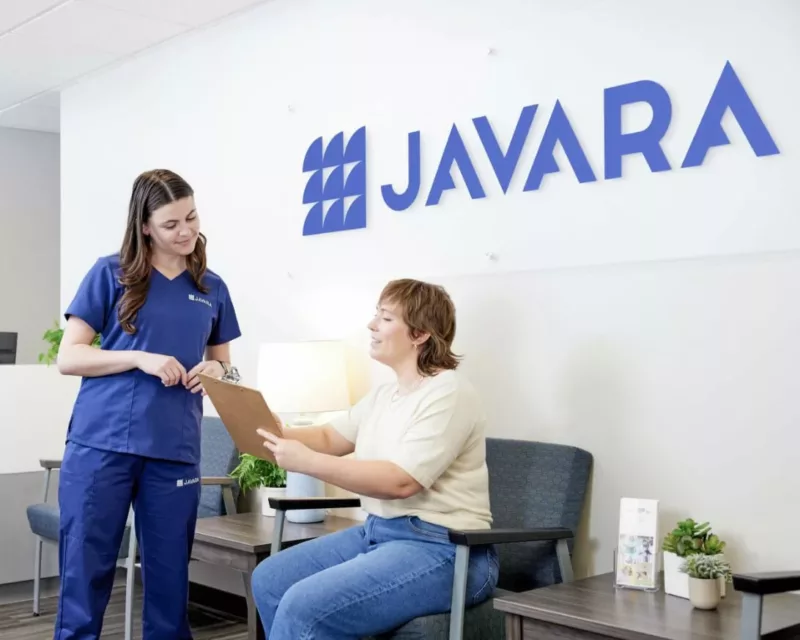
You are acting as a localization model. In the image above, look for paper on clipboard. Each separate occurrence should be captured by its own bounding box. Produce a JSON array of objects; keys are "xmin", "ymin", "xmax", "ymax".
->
[{"xmin": 199, "ymin": 373, "xmax": 283, "ymax": 464}]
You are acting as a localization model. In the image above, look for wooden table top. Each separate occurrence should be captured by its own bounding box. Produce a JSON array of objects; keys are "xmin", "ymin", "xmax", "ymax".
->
[
  {"xmin": 194, "ymin": 512, "xmax": 360, "ymax": 554},
  {"xmin": 493, "ymin": 573, "xmax": 800, "ymax": 639}
]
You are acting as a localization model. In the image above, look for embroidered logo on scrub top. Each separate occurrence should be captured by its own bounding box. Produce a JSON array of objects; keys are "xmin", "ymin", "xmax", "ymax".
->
[
  {"xmin": 188, "ymin": 294, "xmax": 212, "ymax": 308},
  {"xmin": 177, "ymin": 477, "xmax": 200, "ymax": 487}
]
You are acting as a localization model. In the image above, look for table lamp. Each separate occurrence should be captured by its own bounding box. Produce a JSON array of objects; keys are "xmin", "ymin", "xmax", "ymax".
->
[{"xmin": 257, "ymin": 340, "xmax": 352, "ymax": 523}]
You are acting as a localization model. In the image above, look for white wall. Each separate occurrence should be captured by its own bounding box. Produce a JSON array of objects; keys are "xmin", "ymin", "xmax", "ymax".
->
[
  {"xmin": 0, "ymin": 127, "xmax": 61, "ymax": 365},
  {"xmin": 0, "ymin": 366, "xmax": 79, "ymax": 474},
  {"xmin": 58, "ymin": 0, "xmax": 800, "ymax": 587},
  {"xmin": 0, "ymin": 366, "xmax": 80, "ymax": 586}
]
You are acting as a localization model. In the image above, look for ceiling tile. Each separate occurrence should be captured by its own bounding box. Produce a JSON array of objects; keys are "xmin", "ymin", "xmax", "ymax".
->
[
  {"xmin": 0, "ymin": 37, "xmax": 116, "ymax": 109},
  {"xmin": 0, "ymin": 73, "xmax": 52, "ymax": 110},
  {"xmin": 0, "ymin": 0, "xmax": 189, "ymax": 109},
  {"xmin": 30, "ymin": 90, "xmax": 61, "ymax": 109},
  {"xmin": 0, "ymin": 102, "xmax": 60, "ymax": 133},
  {"xmin": 0, "ymin": 0, "xmax": 67, "ymax": 34},
  {"xmin": 21, "ymin": 1, "xmax": 188, "ymax": 56},
  {"xmin": 0, "ymin": 0, "xmax": 272, "ymax": 130},
  {"xmin": 84, "ymin": 0, "xmax": 269, "ymax": 28}
]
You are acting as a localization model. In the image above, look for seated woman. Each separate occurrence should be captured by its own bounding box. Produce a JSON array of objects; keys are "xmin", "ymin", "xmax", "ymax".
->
[{"xmin": 251, "ymin": 278, "xmax": 498, "ymax": 639}]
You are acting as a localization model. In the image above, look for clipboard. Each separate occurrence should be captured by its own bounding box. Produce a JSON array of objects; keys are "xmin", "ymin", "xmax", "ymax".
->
[{"xmin": 199, "ymin": 373, "xmax": 283, "ymax": 464}]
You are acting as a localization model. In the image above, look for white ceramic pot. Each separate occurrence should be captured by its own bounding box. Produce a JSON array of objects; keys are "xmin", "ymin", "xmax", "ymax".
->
[
  {"xmin": 255, "ymin": 486, "xmax": 287, "ymax": 516},
  {"xmin": 663, "ymin": 551, "xmax": 690, "ymax": 599},
  {"xmin": 689, "ymin": 577, "xmax": 721, "ymax": 610}
]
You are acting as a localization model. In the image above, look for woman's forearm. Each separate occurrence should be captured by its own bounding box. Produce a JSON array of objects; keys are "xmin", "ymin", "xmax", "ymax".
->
[
  {"xmin": 281, "ymin": 426, "xmax": 330, "ymax": 453},
  {"xmin": 57, "ymin": 344, "xmax": 141, "ymax": 378},
  {"xmin": 302, "ymin": 453, "xmax": 422, "ymax": 500},
  {"xmin": 282, "ymin": 426, "xmax": 353, "ymax": 457}
]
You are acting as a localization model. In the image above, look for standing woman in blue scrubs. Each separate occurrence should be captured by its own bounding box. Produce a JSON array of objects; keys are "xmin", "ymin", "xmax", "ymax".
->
[{"xmin": 54, "ymin": 169, "xmax": 241, "ymax": 639}]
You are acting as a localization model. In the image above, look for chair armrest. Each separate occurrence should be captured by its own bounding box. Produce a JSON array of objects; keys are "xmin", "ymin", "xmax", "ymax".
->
[
  {"xmin": 201, "ymin": 476, "xmax": 235, "ymax": 486},
  {"xmin": 40, "ymin": 459, "xmax": 61, "ymax": 470},
  {"xmin": 268, "ymin": 497, "xmax": 362, "ymax": 511},
  {"xmin": 733, "ymin": 572, "xmax": 800, "ymax": 595},
  {"xmin": 448, "ymin": 527, "xmax": 573, "ymax": 546},
  {"xmin": 446, "ymin": 526, "xmax": 576, "ymax": 636}
]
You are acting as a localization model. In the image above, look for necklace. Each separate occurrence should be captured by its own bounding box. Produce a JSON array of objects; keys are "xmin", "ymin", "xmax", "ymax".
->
[{"xmin": 391, "ymin": 376, "xmax": 424, "ymax": 402}]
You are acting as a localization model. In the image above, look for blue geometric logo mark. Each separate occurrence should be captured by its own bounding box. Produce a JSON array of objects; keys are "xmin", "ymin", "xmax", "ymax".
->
[{"xmin": 302, "ymin": 126, "xmax": 367, "ymax": 236}]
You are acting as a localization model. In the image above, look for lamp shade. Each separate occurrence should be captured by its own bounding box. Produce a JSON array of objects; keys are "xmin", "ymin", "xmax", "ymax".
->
[{"xmin": 256, "ymin": 341, "xmax": 351, "ymax": 414}]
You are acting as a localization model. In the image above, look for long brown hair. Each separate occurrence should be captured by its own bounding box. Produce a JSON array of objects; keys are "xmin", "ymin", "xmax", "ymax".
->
[
  {"xmin": 379, "ymin": 279, "xmax": 461, "ymax": 376},
  {"xmin": 117, "ymin": 169, "xmax": 209, "ymax": 334}
]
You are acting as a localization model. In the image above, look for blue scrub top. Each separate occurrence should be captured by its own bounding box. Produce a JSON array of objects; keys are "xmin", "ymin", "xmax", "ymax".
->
[{"xmin": 64, "ymin": 254, "xmax": 241, "ymax": 465}]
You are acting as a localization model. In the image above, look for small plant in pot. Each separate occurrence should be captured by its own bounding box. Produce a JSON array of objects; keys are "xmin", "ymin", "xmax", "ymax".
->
[
  {"xmin": 229, "ymin": 454, "xmax": 287, "ymax": 516},
  {"xmin": 661, "ymin": 518, "xmax": 726, "ymax": 599},
  {"xmin": 680, "ymin": 554, "xmax": 732, "ymax": 610}
]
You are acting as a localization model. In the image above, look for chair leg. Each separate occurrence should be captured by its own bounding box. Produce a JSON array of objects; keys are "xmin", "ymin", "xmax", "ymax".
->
[
  {"xmin": 222, "ymin": 486, "xmax": 237, "ymax": 515},
  {"xmin": 32, "ymin": 536, "xmax": 43, "ymax": 616},
  {"xmin": 125, "ymin": 554, "xmax": 135, "ymax": 640},
  {"xmin": 270, "ymin": 510, "xmax": 286, "ymax": 555},
  {"xmin": 741, "ymin": 592, "xmax": 763, "ymax": 639},
  {"xmin": 125, "ymin": 514, "xmax": 137, "ymax": 640},
  {"xmin": 448, "ymin": 544, "xmax": 470, "ymax": 640},
  {"xmin": 556, "ymin": 539, "xmax": 574, "ymax": 583}
]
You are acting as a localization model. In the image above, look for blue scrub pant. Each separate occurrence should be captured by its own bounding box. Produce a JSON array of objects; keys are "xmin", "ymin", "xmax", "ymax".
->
[{"xmin": 54, "ymin": 441, "xmax": 201, "ymax": 640}]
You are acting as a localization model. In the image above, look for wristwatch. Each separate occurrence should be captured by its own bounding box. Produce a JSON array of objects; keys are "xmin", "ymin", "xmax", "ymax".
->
[{"xmin": 218, "ymin": 360, "xmax": 241, "ymax": 384}]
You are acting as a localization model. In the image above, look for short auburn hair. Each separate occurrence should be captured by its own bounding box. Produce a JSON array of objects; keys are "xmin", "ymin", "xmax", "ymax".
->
[{"xmin": 379, "ymin": 279, "xmax": 461, "ymax": 375}]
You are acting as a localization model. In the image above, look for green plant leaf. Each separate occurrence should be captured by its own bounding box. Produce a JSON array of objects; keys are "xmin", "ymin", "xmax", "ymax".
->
[
  {"xmin": 228, "ymin": 454, "xmax": 286, "ymax": 492},
  {"xmin": 679, "ymin": 553, "xmax": 732, "ymax": 581},
  {"xmin": 38, "ymin": 319, "xmax": 101, "ymax": 365},
  {"xmin": 662, "ymin": 518, "xmax": 726, "ymax": 558}
]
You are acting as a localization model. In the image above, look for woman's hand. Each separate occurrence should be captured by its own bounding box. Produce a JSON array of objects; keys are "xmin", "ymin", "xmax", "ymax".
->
[
  {"xmin": 258, "ymin": 430, "xmax": 316, "ymax": 473},
  {"xmin": 135, "ymin": 352, "xmax": 188, "ymax": 387},
  {"xmin": 185, "ymin": 360, "xmax": 226, "ymax": 395}
]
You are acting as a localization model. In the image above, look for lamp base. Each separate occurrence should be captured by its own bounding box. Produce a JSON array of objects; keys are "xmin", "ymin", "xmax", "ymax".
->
[{"xmin": 285, "ymin": 471, "xmax": 326, "ymax": 523}]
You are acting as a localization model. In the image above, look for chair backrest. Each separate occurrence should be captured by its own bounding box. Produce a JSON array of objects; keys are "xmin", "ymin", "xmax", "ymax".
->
[
  {"xmin": 486, "ymin": 437, "xmax": 592, "ymax": 592},
  {"xmin": 198, "ymin": 416, "xmax": 241, "ymax": 518},
  {"xmin": 0, "ymin": 332, "xmax": 18, "ymax": 365}
]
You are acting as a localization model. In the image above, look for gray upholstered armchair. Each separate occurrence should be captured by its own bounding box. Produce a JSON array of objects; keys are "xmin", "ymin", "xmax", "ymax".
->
[
  {"xmin": 268, "ymin": 437, "xmax": 593, "ymax": 640},
  {"xmin": 25, "ymin": 416, "xmax": 240, "ymax": 640}
]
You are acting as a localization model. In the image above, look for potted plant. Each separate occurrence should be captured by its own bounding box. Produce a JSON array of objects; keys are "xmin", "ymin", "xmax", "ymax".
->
[
  {"xmin": 661, "ymin": 519, "xmax": 726, "ymax": 599},
  {"xmin": 229, "ymin": 453, "xmax": 287, "ymax": 516},
  {"xmin": 679, "ymin": 553, "xmax": 732, "ymax": 610},
  {"xmin": 39, "ymin": 321, "xmax": 100, "ymax": 364}
]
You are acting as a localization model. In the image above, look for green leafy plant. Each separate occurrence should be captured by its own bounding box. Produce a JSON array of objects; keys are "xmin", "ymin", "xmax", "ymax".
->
[
  {"xmin": 680, "ymin": 554, "xmax": 732, "ymax": 582},
  {"xmin": 662, "ymin": 518, "xmax": 725, "ymax": 557},
  {"xmin": 229, "ymin": 454, "xmax": 286, "ymax": 493},
  {"xmin": 702, "ymin": 533, "xmax": 726, "ymax": 556},
  {"xmin": 38, "ymin": 321, "xmax": 101, "ymax": 365}
]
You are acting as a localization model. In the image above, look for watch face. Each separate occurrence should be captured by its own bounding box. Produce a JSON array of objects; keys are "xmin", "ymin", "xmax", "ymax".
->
[{"xmin": 222, "ymin": 366, "xmax": 241, "ymax": 384}]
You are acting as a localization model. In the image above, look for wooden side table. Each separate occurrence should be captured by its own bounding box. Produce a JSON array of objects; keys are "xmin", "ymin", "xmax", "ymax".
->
[
  {"xmin": 192, "ymin": 512, "xmax": 358, "ymax": 640},
  {"xmin": 493, "ymin": 572, "xmax": 800, "ymax": 639}
]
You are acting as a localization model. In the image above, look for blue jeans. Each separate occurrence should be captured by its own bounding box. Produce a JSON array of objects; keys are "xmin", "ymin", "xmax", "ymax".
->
[{"xmin": 251, "ymin": 514, "xmax": 499, "ymax": 639}]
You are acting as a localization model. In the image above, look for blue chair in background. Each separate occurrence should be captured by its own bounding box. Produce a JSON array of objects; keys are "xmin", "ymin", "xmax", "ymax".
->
[{"xmin": 26, "ymin": 416, "xmax": 240, "ymax": 640}]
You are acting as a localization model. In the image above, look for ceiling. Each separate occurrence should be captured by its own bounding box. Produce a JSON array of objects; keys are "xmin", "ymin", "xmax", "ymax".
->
[{"xmin": 0, "ymin": 0, "xmax": 271, "ymax": 133}]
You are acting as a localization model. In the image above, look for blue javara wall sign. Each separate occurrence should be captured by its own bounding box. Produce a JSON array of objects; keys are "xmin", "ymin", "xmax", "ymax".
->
[{"xmin": 301, "ymin": 60, "xmax": 779, "ymax": 237}]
